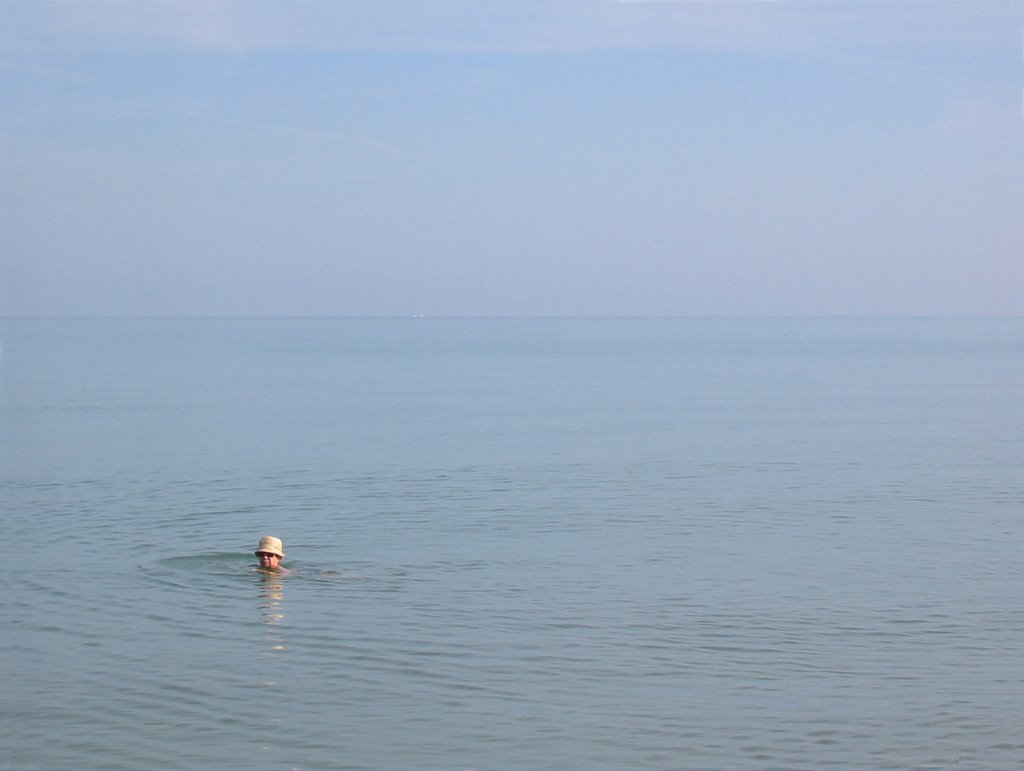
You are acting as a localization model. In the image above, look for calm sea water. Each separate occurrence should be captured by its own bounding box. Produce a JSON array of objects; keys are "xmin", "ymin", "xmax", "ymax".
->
[{"xmin": 2, "ymin": 317, "xmax": 1022, "ymax": 770}]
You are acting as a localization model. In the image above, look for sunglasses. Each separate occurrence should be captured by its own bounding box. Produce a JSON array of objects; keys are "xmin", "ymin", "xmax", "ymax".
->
[{"xmin": 256, "ymin": 552, "xmax": 280, "ymax": 559}]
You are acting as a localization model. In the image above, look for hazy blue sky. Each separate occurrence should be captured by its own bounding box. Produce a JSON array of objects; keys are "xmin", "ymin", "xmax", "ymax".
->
[{"xmin": 2, "ymin": 1, "xmax": 1022, "ymax": 316}]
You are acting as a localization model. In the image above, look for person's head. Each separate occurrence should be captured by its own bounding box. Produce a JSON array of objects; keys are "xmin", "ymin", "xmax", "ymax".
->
[{"xmin": 255, "ymin": 536, "xmax": 285, "ymax": 570}]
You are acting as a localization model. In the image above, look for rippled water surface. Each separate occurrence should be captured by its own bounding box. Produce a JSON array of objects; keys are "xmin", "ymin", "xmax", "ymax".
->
[{"xmin": 3, "ymin": 317, "xmax": 1022, "ymax": 769}]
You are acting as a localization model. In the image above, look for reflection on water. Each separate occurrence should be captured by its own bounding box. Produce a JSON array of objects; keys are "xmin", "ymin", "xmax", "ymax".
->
[
  {"xmin": 256, "ymin": 568, "xmax": 286, "ymax": 654},
  {"xmin": 7, "ymin": 317, "xmax": 1023, "ymax": 770}
]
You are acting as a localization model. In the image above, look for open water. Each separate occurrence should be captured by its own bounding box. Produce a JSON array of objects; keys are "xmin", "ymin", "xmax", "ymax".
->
[{"xmin": 2, "ymin": 317, "xmax": 1022, "ymax": 770}]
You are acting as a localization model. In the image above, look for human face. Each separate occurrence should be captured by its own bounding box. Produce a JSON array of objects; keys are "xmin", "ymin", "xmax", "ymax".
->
[{"xmin": 257, "ymin": 551, "xmax": 282, "ymax": 570}]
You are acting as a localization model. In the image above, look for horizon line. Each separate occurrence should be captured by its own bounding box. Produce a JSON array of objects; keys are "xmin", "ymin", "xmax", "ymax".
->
[{"xmin": 2, "ymin": 313, "xmax": 1022, "ymax": 321}]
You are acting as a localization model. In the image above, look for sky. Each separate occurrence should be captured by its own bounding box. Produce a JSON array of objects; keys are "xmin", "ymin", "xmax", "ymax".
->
[{"xmin": 1, "ymin": 0, "xmax": 1022, "ymax": 317}]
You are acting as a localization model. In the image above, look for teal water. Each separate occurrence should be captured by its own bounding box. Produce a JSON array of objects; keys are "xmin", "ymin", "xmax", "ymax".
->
[{"xmin": 2, "ymin": 317, "xmax": 1022, "ymax": 769}]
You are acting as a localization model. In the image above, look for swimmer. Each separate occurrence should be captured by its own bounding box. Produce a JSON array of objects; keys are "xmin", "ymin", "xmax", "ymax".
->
[{"xmin": 254, "ymin": 535, "xmax": 288, "ymax": 573}]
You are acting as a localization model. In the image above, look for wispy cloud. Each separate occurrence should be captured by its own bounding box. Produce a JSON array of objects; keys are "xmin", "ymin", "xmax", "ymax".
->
[
  {"xmin": 2, "ymin": 1, "xmax": 1018, "ymax": 57},
  {"xmin": 168, "ymin": 106, "xmax": 398, "ymax": 153}
]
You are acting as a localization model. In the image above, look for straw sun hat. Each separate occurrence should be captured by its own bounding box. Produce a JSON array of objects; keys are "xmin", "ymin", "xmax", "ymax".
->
[{"xmin": 255, "ymin": 536, "xmax": 285, "ymax": 558}]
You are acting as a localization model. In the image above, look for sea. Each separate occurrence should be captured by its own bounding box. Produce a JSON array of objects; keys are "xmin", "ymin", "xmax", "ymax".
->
[{"xmin": 2, "ymin": 316, "xmax": 1022, "ymax": 770}]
